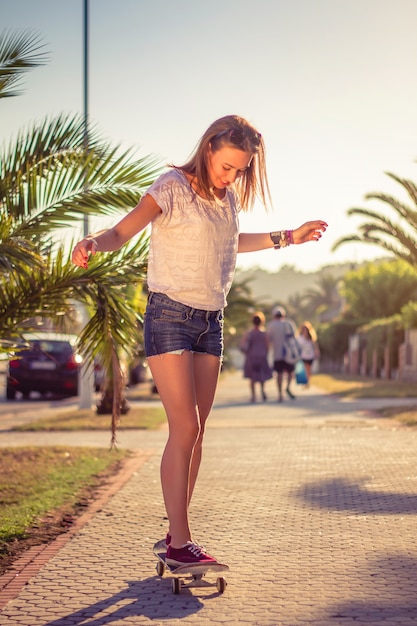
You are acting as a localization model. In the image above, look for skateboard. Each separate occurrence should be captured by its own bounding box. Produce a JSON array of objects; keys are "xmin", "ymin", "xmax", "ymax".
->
[{"xmin": 152, "ymin": 539, "xmax": 229, "ymax": 594}]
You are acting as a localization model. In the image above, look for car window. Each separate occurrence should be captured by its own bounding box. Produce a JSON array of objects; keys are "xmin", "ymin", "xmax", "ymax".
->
[
  {"xmin": 37, "ymin": 341, "xmax": 72, "ymax": 354},
  {"xmin": 20, "ymin": 341, "xmax": 73, "ymax": 357}
]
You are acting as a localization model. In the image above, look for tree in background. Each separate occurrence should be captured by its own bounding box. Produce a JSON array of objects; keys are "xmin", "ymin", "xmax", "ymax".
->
[
  {"xmin": 332, "ymin": 168, "xmax": 417, "ymax": 268},
  {"xmin": 301, "ymin": 273, "xmax": 343, "ymax": 323},
  {"xmin": 224, "ymin": 277, "xmax": 263, "ymax": 357},
  {"xmin": 317, "ymin": 259, "xmax": 417, "ymax": 372},
  {"xmin": 341, "ymin": 259, "xmax": 417, "ymax": 320},
  {"xmin": 284, "ymin": 292, "xmax": 311, "ymax": 326},
  {"xmin": 326, "ymin": 166, "xmax": 417, "ymax": 371},
  {"xmin": 0, "ymin": 29, "xmax": 162, "ymax": 443},
  {"xmin": 0, "ymin": 29, "xmax": 49, "ymax": 98}
]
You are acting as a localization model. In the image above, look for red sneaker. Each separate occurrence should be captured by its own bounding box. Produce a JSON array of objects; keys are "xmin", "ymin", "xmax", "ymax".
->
[{"xmin": 166, "ymin": 541, "xmax": 217, "ymax": 566}]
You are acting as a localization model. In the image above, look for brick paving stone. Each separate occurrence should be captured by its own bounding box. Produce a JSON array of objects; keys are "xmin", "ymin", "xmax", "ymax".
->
[{"xmin": 1, "ymin": 372, "xmax": 417, "ymax": 625}]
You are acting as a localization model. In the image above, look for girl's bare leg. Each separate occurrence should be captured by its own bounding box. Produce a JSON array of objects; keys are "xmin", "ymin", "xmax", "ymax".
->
[
  {"xmin": 188, "ymin": 353, "xmax": 221, "ymax": 502},
  {"xmin": 147, "ymin": 351, "xmax": 220, "ymax": 549}
]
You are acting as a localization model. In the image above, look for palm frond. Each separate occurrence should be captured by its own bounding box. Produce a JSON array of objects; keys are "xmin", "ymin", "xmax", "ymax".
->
[
  {"xmin": 0, "ymin": 84, "xmax": 160, "ymax": 441},
  {"xmin": 363, "ymin": 193, "xmax": 417, "ymax": 229},
  {"xmin": 349, "ymin": 209, "xmax": 413, "ymax": 241},
  {"xmin": 336, "ymin": 167, "xmax": 417, "ymax": 271},
  {"xmin": 335, "ymin": 206, "xmax": 417, "ymax": 260},
  {"xmin": 1, "ymin": 114, "xmax": 103, "ymax": 177},
  {"xmin": 0, "ymin": 211, "xmax": 45, "ymax": 272},
  {"xmin": 1, "ymin": 116, "xmax": 162, "ymax": 235},
  {"xmin": 0, "ymin": 234, "xmax": 149, "ymax": 335},
  {"xmin": 0, "ymin": 29, "xmax": 49, "ymax": 98},
  {"xmin": 385, "ymin": 171, "xmax": 417, "ymax": 208},
  {"xmin": 76, "ymin": 283, "xmax": 142, "ymax": 447},
  {"xmin": 333, "ymin": 231, "xmax": 414, "ymax": 265}
]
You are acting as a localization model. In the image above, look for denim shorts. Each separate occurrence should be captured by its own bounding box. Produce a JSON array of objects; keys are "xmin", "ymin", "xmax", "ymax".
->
[{"xmin": 144, "ymin": 292, "xmax": 224, "ymax": 358}]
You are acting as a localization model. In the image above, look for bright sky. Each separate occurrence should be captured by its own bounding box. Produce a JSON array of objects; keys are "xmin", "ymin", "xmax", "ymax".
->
[{"xmin": 2, "ymin": 0, "xmax": 417, "ymax": 273}]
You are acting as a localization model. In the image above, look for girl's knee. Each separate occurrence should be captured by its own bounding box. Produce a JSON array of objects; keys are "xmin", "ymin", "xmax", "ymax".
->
[{"xmin": 169, "ymin": 419, "xmax": 200, "ymax": 448}]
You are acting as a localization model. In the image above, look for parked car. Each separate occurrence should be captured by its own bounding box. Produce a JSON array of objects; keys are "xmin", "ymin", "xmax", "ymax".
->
[
  {"xmin": 128, "ymin": 358, "xmax": 150, "ymax": 386},
  {"xmin": 6, "ymin": 333, "xmax": 82, "ymax": 400}
]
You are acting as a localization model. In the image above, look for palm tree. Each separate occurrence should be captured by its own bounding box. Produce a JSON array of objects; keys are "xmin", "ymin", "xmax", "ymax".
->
[
  {"xmin": 285, "ymin": 292, "xmax": 312, "ymax": 326},
  {"xmin": 332, "ymin": 170, "xmax": 417, "ymax": 267},
  {"xmin": 340, "ymin": 258, "xmax": 417, "ymax": 320},
  {"xmin": 224, "ymin": 277, "xmax": 263, "ymax": 350},
  {"xmin": 0, "ymin": 28, "xmax": 49, "ymax": 99},
  {"xmin": 302, "ymin": 273, "xmax": 343, "ymax": 323},
  {"xmin": 1, "ymin": 30, "xmax": 163, "ymax": 443}
]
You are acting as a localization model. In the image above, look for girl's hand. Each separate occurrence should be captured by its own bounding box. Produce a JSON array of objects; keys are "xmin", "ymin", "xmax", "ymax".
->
[
  {"xmin": 71, "ymin": 238, "xmax": 98, "ymax": 268},
  {"xmin": 292, "ymin": 220, "xmax": 328, "ymax": 245}
]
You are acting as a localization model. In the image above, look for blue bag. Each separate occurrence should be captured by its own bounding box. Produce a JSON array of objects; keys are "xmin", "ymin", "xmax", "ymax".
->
[{"xmin": 295, "ymin": 360, "xmax": 308, "ymax": 385}]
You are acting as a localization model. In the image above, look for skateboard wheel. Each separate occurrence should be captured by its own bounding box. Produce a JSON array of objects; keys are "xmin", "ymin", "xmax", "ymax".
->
[
  {"xmin": 216, "ymin": 576, "xmax": 227, "ymax": 593},
  {"xmin": 172, "ymin": 578, "xmax": 181, "ymax": 594},
  {"xmin": 156, "ymin": 561, "xmax": 165, "ymax": 577}
]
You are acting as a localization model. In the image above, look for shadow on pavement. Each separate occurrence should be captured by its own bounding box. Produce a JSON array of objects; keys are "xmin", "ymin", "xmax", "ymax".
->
[
  {"xmin": 42, "ymin": 578, "xmax": 205, "ymax": 625},
  {"xmin": 297, "ymin": 477, "xmax": 417, "ymax": 514},
  {"xmin": 327, "ymin": 555, "xmax": 417, "ymax": 622},
  {"xmin": 213, "ymin": 390, "xmax": 411, "ymax": 417}
]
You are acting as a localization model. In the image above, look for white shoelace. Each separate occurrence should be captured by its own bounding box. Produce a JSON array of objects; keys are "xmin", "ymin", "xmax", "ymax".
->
[{"xmin": 185, "ymin": 542, "xmax": 205, "ymax": 556}]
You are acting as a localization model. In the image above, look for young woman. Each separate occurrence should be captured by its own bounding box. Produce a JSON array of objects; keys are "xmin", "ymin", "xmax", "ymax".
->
[
  {"xmin": 298, "ymin": 321, "xmax": 320, "ymax": 387},
  {"xmin": 72, "ymin": 114, "xmax": 327, "ymax": 566}
]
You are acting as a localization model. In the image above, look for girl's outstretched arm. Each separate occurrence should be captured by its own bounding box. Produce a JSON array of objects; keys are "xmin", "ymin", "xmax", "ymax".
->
[
  {"xmin": 238, "ymin": 220, "xmax": 328, "ymax": 253},
  {"xmin": 71, "ymin": 194, "xmax": 162, "ymax": 268}
]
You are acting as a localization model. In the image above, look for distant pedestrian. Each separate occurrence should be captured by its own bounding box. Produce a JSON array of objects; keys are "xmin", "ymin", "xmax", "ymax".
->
[
  {"xmin": 297, "ymin": 322, "xmax": 320, "ymax": 387},
  {"xmin": 267, "ymin": 307, "xmax": 299, "ymax": 402},
  {"xmin": 241, "ymin": 312, "xmax": 272, "ymax": 402}
]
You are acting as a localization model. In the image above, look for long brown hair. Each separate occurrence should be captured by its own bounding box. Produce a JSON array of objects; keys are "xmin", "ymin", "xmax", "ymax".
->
[
  {"xmin": 300, "ymin": 321, "xmax": 317, "ymax": 342},
  {"xmin": 177, "ymin": 115, "xmax": 271, "ymax": 212}
]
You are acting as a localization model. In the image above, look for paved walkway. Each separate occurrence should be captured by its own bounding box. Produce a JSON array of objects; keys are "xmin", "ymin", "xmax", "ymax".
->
[{"xmin": 1, "ymin": 373, "xmax": 417, "ymax": 625}]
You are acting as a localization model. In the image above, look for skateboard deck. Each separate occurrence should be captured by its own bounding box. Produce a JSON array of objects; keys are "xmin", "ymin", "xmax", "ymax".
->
[{"xmin": 152, "ymin": 540, "xmax": 229, "ymax": 594}]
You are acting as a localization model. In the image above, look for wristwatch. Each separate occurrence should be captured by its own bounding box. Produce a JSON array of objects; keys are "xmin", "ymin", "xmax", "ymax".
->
[{"xmin": 270, "ymin": 230, "xmax": 291, "ymax": 250}]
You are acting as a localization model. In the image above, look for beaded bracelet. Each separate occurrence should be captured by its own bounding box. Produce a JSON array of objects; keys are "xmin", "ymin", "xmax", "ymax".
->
[{"xmin": 270, "ymin": 230, "xmax": 293, "ymax": 250}]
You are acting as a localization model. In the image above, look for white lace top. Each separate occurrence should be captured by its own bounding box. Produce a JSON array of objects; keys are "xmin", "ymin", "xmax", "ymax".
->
[{"xmin": 146, "ymin": 169, "xmax": 240, "ymax": 310}]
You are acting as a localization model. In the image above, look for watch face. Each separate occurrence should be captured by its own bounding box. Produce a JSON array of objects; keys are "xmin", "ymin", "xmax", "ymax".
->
[{"xmin": 270, "ymin": 231, "xmax": 290, "ymax": 249}]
